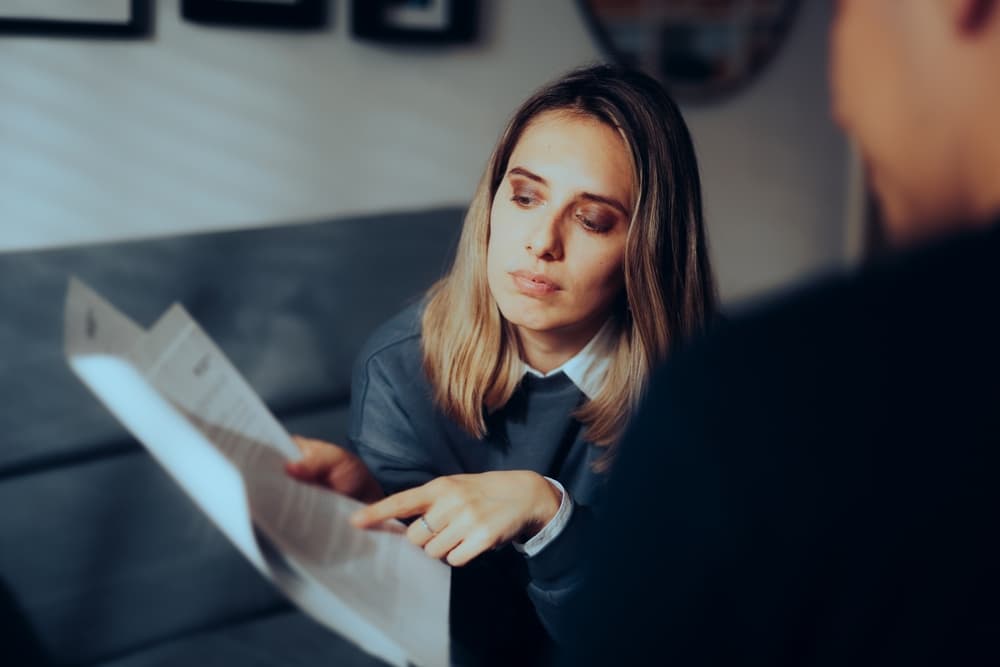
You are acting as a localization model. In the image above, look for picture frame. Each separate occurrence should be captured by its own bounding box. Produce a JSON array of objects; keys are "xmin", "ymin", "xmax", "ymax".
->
[
  {"xmin": 181, "ymin": 0, "xmax": 327, "ymax": 30},
  {"xmin": 352, "ymin": 0, "xmax": 476, "ymax": 45},
  {"xmin": 576, "ymin": 0, "xmax": 801, "ymax": 103},
  {"xmin": 0, "ymin": 0, "xmax": 151, "ymax": 38}
]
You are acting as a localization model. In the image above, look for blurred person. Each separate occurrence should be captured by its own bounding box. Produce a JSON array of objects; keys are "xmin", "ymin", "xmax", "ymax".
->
[
  {"xmin": 562, "ymin": 2, "xmax": 1000, "ymax": 665},
  {"xmin": 286, "ymin": 64, "xmax": 718, "ymax": 665}
]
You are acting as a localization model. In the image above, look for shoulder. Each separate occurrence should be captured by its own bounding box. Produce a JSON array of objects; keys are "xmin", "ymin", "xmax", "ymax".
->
[
  {"xmin": 350, "ymin": 301, "xmax": 435, "ymax": 421},
  {"xmin": 664, "ymin": 271, "xmax": 862, "ymax": 393},
  {"xmin": 723, "ymin": 219, "xmax": 1000, "ymax": 364},
  {"xmin": 644, "ymin": 221, "xmax": 1000, "ymax": 432},
  {"xmin": 354, "ymin": 300, "xmax": 425, "ymax": 379}
]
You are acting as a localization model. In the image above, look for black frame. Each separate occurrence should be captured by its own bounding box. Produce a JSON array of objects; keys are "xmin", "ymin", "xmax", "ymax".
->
[
  {"xmin": 181, "ymin": 0, "xmax": 327, "ymax": 29},
  {"xmin": 0, "ymin": 0, "xmax": 151, "ymax": 38},
  {"xmin": 352, "ymin": 0, "xmax": 476, "ymax": 44}
]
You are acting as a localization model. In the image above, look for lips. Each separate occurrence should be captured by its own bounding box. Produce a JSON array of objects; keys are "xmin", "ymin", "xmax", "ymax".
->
[{"xmin": 510, "ymin": 270, "xmax": 561, "ymax": 296}]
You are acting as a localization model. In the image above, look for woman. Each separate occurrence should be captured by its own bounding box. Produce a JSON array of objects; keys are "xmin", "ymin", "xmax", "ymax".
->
[{"xmin": 287, "ymin": 63, "xmax": 717, "ymax": 664}]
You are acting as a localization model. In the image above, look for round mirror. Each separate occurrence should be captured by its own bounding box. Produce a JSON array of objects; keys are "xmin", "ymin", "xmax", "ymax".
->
[{"xmin": 578, "ymin": 0, "xmax": 801, "ymax": 103}]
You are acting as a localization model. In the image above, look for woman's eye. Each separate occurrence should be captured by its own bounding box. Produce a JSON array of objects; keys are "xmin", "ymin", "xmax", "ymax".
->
[
  {"xmin": 576, "ymin": 211, "xmax": 613, "ymax": 234},
  {"xmin": 511, "ymin": 190, "xmax": 539, "ymax": 207}
]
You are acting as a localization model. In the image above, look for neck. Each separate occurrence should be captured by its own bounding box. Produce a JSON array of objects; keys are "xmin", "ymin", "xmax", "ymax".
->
[
  {"xmin": 890, "ymin": 118, "xmax": 1000, "ymax": 246},
  {"xmin": 961, "ymin": 42, "xmax": 1000, "ymax": 225},
  {"xmin": 516, "ymin": 316, "xmax": 604, "ymax": 374},
  {"xmin": 962, "ymin": 123, "xmax": 1000, "ymax": 225}
]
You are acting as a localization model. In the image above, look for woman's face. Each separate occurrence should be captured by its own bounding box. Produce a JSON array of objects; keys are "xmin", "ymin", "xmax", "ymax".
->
[{"xmin": 487, "ymin": 111, "xmax": 635, "ymax": 343}]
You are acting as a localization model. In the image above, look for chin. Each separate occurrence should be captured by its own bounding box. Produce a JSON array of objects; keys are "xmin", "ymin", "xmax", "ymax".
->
[
  {"xmin": 500, "ymin": 306, "xmax": 555, "ymax": 332},
  {"xmin": 496, "ymin": 296, "xmax": 563, "ymax": 333}
]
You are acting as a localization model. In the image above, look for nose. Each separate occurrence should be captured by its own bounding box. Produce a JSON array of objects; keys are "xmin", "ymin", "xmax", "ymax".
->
[{"xmin": 525, "ymin": 212, "xmax": 563, "ymax": 261}]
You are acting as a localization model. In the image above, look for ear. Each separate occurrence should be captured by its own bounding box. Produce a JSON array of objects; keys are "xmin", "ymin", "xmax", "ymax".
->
[{"xmin": 950, "ymin": 0, "xmax": 998, "ymax": 33}]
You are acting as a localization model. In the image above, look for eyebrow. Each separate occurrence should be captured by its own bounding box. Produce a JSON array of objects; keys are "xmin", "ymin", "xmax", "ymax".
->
[{"xmin": 507, "ymin": 166, "xmax": 630, "ymax": 217}]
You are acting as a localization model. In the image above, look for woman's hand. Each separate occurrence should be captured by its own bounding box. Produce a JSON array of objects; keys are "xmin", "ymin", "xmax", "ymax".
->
[
  {"xmin": 285, "ymin": 435, "xmax": 385, "ymax": 504},
  {"xmin": 350, "ymin": 471, "xmax": 562, "ymax": 566}
]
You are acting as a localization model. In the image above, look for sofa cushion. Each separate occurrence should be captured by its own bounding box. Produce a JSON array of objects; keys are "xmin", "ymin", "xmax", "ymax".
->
[
  {"xmin": 97, "ymin": 611, "xmax": 388, "ymax": 667},
  {"xmin": 0, "ymin": 451, "xmax": 285, "ymax": 666},
  {"xmin": 0, "ymin": 208, "xmax": 462, "ymax": 665},
  {"xmin": 0, "ymin": 207, "xmax": 462, "ymax": 474}
]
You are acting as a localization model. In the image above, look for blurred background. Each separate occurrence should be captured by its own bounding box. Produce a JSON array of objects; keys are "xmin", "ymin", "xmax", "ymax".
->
[
  {"xmin": 0, "ymin": 0, "xmax": 850, "ymax": 304},
  {"xmin": 0, "ymin": 3, "xmax": 866, "ymax": 665}
]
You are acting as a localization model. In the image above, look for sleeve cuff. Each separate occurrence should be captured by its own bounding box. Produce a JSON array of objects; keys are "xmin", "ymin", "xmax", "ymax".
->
[
  {"xmin": 512, "ymin": 476, "xmax": 573, "ymax": 557},
  {"xmin": 523, "ymin": 501, "xmax": 595, "ymax": 585}
]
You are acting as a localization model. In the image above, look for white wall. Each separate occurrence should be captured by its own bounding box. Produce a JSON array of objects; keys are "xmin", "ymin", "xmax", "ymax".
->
[
  {"xmin": 0, "ymin": 1, "xmax": 600, "ymax": 250},
  {"xmin": 0, "ymin": 0, "xmax": 846, "ymax": 303},
  {"xmin": 685, "ymin": 1, "xmax": 848, "ymax": 302}
]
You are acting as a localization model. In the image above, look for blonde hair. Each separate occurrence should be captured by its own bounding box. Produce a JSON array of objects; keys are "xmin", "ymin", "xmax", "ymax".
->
[{"xmin": 422, "ymin": 64, "xmax": 717, "ymax": 469}]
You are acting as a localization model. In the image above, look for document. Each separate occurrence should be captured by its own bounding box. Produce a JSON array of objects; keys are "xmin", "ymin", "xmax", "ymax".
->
[{"xmin": 63, "ymin": 277, "xmax": 450, "ymax": 667}]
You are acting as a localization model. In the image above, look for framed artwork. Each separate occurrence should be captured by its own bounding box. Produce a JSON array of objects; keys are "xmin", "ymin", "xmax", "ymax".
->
[
  {"xmin": 0, "ymin": 0, "xmax": 151, "ymax": 38},
  {"xmin": 577, "ymin": 0, "xmax": 801, "ymax": 103},
  {"xmin": 181, "ymin": 0, "xmax": 328, "ymax": 29},
  {"xmin": 352, "ymin": 0, "xmax": 476, "ymax": 44}
]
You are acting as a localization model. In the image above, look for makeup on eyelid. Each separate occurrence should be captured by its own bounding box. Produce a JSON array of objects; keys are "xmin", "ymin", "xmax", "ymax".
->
[
  {"xmin": 486, "ymin": 110, "xmax": 632, "ymax": 340},
  {"xmin": 508, "ymin": 181, "xmax": 619, "ymax": 234}
]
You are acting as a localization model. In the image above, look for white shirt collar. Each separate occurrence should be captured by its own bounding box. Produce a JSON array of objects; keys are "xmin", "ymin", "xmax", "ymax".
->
[{"xmin": 521, "ymin": 319, "xmax": 615, "ymax": 400}]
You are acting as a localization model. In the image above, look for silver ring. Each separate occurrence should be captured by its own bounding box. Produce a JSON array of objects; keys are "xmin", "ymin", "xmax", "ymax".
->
[{"xmin": 419, "ymin": 515, "xmax": 438, "ymax": 535}]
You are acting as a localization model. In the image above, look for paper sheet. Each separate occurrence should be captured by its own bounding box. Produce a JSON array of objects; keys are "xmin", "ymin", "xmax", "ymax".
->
[{"xmin": 63, "ymin": 278, "xmax": 451, "ymax": 667}]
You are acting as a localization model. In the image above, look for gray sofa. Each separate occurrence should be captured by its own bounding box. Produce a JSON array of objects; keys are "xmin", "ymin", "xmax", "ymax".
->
[{"xmin": 0, "ymin": 207, "xmax": 463, "ymax": 666}]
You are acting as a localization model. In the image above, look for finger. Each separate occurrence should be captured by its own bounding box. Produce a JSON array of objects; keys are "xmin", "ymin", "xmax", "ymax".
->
[
  {"xmin": 326, "ymin": 458, "xmax": 364, "ymax": 492},
  {"xmin": 284, "ymin": 460, "xmax": 314, "ymax": 481},
  {"xmin": 288, "ymin": 437, "xmax": 347, "ymax": 478},
  {"xmin": 405, "ymin": 515, "xmax": 436, "ymax": 548},
  {"xmin": 444, "ymin": 527, "xmax": 498, "ymax": 567},
  {"xmin": 351, "ymin": 484, "xmax": 434, "ymax": 527},
  {"xmin": 291, "ymin": 435, "xmax": 326, "ymax": 456},
  {"xmin": 422, "ymin": 515, "xmax": 470, "ymax": 560},
  {"xmin": 292, "ymin": 435, "xmax": 345, "ymax": 459},
  {"xmin": 328, "ymin": 457, "xmax": 385, "ymax": 502},
  {"xmin": 404, "ymin": 503, "xmax": 459, "ymax": 548},
  {"xmin": 285, "ymin": 457, "xmax": 329, "ymax": 482},
  {"xmin": 285, "ymin": 451, "xmax": 329, "ymax": 480}
]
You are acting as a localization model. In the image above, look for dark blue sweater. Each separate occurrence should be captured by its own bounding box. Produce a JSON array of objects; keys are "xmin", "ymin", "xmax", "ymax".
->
[{"xmin": 346, "ymin": 302, "xmax": 609, "ymax": 665}]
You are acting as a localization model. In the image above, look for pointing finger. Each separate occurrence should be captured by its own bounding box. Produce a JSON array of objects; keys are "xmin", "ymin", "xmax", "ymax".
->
[{"xmin": 351, "ymin": 484, "xmax": 434, "ymax": 528}]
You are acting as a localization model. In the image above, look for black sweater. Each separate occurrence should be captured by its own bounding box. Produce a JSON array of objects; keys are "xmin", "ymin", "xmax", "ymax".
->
[
  {"xmin": 346, "ymin": 303, "xmax": 608, "ymax": 666},
  {"xmin": 564, "ymin": 220, "xmax": 1000, "ymax": 666}
]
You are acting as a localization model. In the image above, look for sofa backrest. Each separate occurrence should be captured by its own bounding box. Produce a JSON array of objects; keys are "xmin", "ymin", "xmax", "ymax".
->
[{"xmin": 0, "ymin": 207, "xmax": 462, "ymax": 665}]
